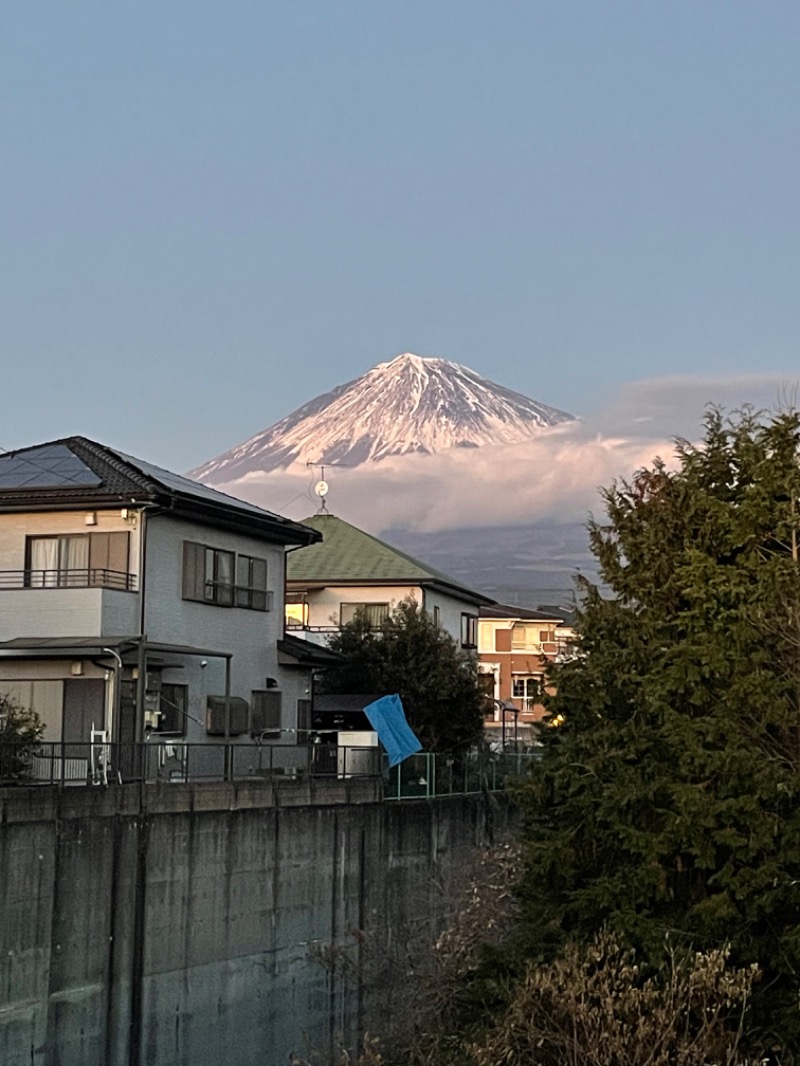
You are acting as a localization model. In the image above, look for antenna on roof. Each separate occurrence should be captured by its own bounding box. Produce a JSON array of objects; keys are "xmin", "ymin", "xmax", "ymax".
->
[{"xmin": 307, "ymin": 462, "xmax": 330, "ymax": 514}]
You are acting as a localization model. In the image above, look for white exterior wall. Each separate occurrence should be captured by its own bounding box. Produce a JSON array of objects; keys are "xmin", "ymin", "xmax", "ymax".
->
[
  {"xmin": 142, "ymin": 513, "xmax": 307, "ymax": 742},
  {"xmin": 0, "ymin": 509, "xmax": 141, "ymax": 640},
  {"xmin": 420, "ymin": 587, "xmax": 479, "ymax": 647},
  {"xmin": 293, "ymin": 581, "xmax": 480, "ymax": 649},
  {"xmin": 304, "ymin": 584, "xmax": 422, "ymax": 632}
]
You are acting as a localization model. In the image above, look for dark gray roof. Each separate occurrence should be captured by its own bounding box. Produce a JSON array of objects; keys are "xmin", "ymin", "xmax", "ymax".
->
[
  {"xmin": 277, "ymin": 634, "xmax": 342, "ymax": 667},
  {"xmin": 480, "ymin": 603, "xmax": 567, "ymax": 622},
  {"xmin": 0, "ymin": 437, "xmax": 320, "ymax": 546},
  {"xmin": 0, "ymin": 636, "xmax": 233, "ymax": 659}
]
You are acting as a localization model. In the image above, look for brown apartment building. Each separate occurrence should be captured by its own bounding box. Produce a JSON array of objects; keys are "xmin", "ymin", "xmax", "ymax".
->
[{"xmin": 478, "ymin": 604, "xmax": 574, "ymax": 748}]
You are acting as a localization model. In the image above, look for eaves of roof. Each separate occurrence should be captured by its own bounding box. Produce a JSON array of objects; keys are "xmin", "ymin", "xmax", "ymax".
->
[{"xmin": 0, "ymin": 437, "xmax": 320, "ymax": 547}]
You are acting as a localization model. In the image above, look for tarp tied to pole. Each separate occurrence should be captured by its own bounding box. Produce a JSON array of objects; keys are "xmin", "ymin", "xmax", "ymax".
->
[{"xmin": 363, "ymin": 694, "xmax": 422, "ymax": 767}]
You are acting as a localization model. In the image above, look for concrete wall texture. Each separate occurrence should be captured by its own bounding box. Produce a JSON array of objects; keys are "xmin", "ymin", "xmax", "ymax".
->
[{"xmin": 0, "ymin": 782, "xmax": 508, "ymax": 1066}]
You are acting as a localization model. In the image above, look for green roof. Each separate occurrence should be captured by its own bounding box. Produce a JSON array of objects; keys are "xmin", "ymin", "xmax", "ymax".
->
[{"xmin": 286, "ymin": 514, "xmax": 492, "ymax": 605}]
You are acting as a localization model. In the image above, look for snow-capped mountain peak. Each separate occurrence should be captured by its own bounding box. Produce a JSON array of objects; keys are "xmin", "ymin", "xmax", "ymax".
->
[{"xmin": 190, "ymin": 353, "xmax": 575, "ymax": 482}]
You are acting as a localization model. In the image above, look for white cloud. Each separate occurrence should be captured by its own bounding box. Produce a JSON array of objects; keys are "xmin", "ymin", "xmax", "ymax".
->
[{"xmin": 209, "ymin": 372, "xmax": 800, "ymax": 534}]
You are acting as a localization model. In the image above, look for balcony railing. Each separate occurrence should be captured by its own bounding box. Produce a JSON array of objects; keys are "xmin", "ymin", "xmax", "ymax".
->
[
  {"xmin": 0, "ymin": 568, "xmax": 137, "ymax": 591},
  {"xmin": 0, "ymin": 740, "xmax": 540, "ymax": 797}
]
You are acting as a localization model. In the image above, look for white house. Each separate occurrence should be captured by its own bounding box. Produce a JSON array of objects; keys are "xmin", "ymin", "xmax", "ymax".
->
[
  {"xmin": 0, "ymin": 437, "xmax": 329, "ymax": 773},
  {"xmin": 285, "ymin": 513, "xmax": 494, "ymax": 648}
]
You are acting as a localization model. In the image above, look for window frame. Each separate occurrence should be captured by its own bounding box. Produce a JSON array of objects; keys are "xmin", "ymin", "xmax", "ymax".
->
[
  {"xmin": 512, "ymin": 675, "xmax": 542, "ymax": 713},
  {"xmin": 154, "ymin": 683, "xmax": 189, "ymax": 736},
  {"xmin": 340, "ymin": 602, "xmax": 390, "ymax": 629},
  {"xmin": 235, "ymin": 554, "xmax": 269, "ymax": 611},
  {"xmin": 460, "ymin": 612, "xmax": 478, "ymax": 649},
  {"xmin": 251, "ymin": 690, "xmax": 282, "ymax": 736},
  {"xmin": 184, "ymin": 541, "xmax": 269, "ymax": 609},
  {"xmin": 26, "ymin": 531, "xmax": 130, "ymax": 589}
]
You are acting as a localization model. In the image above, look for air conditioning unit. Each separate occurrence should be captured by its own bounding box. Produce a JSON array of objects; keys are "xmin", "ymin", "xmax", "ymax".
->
[{"xmin": 206, "ymin": 696, "xmax": 250, "ymax": 736}]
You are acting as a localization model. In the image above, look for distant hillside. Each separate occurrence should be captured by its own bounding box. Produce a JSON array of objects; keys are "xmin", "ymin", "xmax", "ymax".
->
[{"xmin": 381, "ymin": 522, "xmax": 599, "ymax": 610}]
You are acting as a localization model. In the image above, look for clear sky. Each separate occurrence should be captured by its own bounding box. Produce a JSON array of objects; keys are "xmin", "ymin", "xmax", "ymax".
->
[{"xmin": 3, "ymin": 1, "xmax": 800, "ymax": 472}]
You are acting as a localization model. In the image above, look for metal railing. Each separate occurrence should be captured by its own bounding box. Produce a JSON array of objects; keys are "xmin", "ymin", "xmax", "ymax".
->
[
  {"xmin": 0, "ymin": 741, "xmax": 539, "ymax": 796},
  {"xmin": 383, "ymin": 751, "xmax": 539, "ymax": 800},
  {"xmin": 0, "ymin": 740, "xmax": 383, "ymax": 787},
  {"xmin": 0, "ymin": 568, "xmax": 137, "ymax": 591}
]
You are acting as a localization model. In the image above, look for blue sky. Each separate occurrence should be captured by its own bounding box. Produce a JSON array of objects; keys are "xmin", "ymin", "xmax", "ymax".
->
[{"xmin": 3, "ymin": 1, "xmax": 800, "ymax": 472}]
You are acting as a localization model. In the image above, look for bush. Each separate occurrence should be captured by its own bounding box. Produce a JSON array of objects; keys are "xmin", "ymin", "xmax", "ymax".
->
[{"xmin": 468, "ymin": 932, "xmax": 760, "ymax": 1066}]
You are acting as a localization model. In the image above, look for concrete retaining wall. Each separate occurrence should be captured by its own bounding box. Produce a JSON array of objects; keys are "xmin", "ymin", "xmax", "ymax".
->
[{"xmin": 0, "ymin": 780, "xmax": 509, "ymax": 1066}]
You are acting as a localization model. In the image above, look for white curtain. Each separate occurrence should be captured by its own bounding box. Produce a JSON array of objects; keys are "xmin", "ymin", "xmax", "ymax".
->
[
  {"xmin": 29, "ymin": 538, "xmax": 59, "ymax": 587},
  {"xmin": 60, "ymin": 536, "xmax": 89, "ymax": 586}
]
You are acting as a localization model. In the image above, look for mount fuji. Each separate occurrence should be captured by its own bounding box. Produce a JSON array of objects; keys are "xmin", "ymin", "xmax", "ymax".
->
[{"xmin": 190, "ymin": 353, "xmax": 575, "ymax": 483}]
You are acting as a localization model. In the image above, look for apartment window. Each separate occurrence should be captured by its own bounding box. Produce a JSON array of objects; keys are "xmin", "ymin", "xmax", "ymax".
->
[
  {"xmin": 26, "ymin": 532, "xmax": 130, "ymax": 589},
  {"xmin": 285, "ymin": 593, "xmax": 309, "ymax": 629},
  {"xmin": 512, "ymin": 676, "xmax": 541, "ymax": 713},
  {"xmin": 340, "ymin": 602, "xmax": 390, "ymax": 628},
  {"xmin": 461, "ymin": 613, "xmax": 478, "ymax": 649},
  {"xmin": 511, "ymin": 623, "xmax": 539, "ymax": 650},
  {"xmin": 236, "ymin": 554, "xmax": 269, "ymax": 610},
  {"xmin": 183, "ymin": 542, "xmax": 235, "ymax": 606},
  {"xmin": 252, "ymin": 690, "xmax": 282, "ymax": 735}
]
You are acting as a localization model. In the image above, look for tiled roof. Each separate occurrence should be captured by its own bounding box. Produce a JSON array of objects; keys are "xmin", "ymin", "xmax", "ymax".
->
[
  {"xmin": 0, "ymin": 437, "xmax": 319, "ymax": 546},
  {"xmin": 480, "ymin": 603, "xmax": 567, "ymax": 622},
  {"xmin": 287, "ymin": 514, "xmax": 493, "ymax": 605}
]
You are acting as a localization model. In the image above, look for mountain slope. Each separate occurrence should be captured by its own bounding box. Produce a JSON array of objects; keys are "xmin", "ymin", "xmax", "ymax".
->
[{"xmin": 191, "ymin": 353, "xmax": 575, "ymax": 481}]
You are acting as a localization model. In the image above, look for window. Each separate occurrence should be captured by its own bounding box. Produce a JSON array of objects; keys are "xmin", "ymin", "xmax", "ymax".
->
[
  {"xmin": 511, "ymin": 623, "xmax": 540, "ymax": 650},
  {"xmin": 512, "ymin": 676, "xmax": 541, "ymax": 713},
  {"xmin": 236, "ymin": 554, "xmax": 269, "ymax": 610},
  {"xmin": 285, "ymin": 594, "xmax": 309, "ymax": 629},
  {"xmin": 206, "ymin": 696, "xmax": 250, "ymax": 735},
  {"xmin": 433, "ymin": 605, "xmax": 441, "ymax": 627},
  {"xmin": 155, "ymin": 684, "xmax": 188, "ymax": 735},
  {"xmin": 182, "ymin": 542, "xmax": 235, "ymax": 606},
  {"xmin": 296, "ymin": 698, "xmax": 311, "ymax": 739},
  {"xmin": 26, "ymin": 532, "xmax": 130, "ymax": 589},
  {"xmin": 251, "ymin": 690, "xmax": 282, "ymax": 735},
  {"xmin": 460, "ymin": 613, "xmax": 478, "ymax": 649},
  {"xmin": 340, "ymin": 602, "xmax": 389, "ymax": 628},
  {"xmin": 183, "ymin": 542, "xmax": 271, "ymax": 610}
]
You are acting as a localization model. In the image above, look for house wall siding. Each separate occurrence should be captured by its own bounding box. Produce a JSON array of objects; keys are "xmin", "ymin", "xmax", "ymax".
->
[{"xmin": 143, "ymin": 514, "xmax": 307, "ymax": 741}]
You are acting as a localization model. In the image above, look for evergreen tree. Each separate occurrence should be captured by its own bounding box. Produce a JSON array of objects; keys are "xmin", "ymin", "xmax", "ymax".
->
[
  {"xmin": 518, "ymin": 408, "xmax": 800, "ymax": 1047},
  {"xmin": 319, "ymin": 599, "xmax": 484, "ymax": 752}
]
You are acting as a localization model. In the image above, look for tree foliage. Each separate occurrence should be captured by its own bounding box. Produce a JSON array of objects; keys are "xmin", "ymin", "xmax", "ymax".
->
[
  {"xmin": 319, "ymin": 599, "xmax": 484, "ymax": 752},
  {"xmin": 518, "ymin": 408, "xmax": 800, "ymax": 1049},
  {"xmin": 0, "ymin": 694, "xmax": 43, "ymax": 782}
]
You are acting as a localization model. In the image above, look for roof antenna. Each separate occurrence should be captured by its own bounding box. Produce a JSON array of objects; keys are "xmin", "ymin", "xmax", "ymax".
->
[{"xmin": 307, "ymin": 462, "xmax": 330, "ymax": 514}]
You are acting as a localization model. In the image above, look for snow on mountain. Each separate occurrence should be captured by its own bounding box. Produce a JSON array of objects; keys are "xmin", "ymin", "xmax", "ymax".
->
[{"xmin": 190, "ymin": 353, "xmax": 575, "ymax": 482}]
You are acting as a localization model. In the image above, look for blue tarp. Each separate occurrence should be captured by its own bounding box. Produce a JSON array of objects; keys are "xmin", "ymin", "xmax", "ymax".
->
[{"xmin": 362, "ymin": 694, "xmax": 422, "ymax": 767}]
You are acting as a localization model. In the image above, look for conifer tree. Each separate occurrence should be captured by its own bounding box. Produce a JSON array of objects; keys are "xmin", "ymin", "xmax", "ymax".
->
[{"xmin": 519, "ymin": 408, "xmax": 800, "ymax": 1046}]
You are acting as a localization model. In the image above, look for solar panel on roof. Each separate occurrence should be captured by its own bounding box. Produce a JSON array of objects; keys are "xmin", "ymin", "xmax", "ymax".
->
[
  {"xmin": 0, "ymin": 444, "xmax": 102, "ymax": 489},
  {"xmin": 115, "ymin": 450, "xmax": 287, "ymax": 521}
]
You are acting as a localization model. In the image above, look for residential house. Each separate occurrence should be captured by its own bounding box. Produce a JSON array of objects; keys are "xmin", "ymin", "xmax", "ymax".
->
[
  {"xmin": 478, "ymin": 604, "xmax": 575, "ymax": 746},
  {"xmin": 0, "ymin": 437, "xmax": 328, "ymax": 774},
  {"xmin": 285, "ymin": 513, "xmax": 494, "ymax": 650}
]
